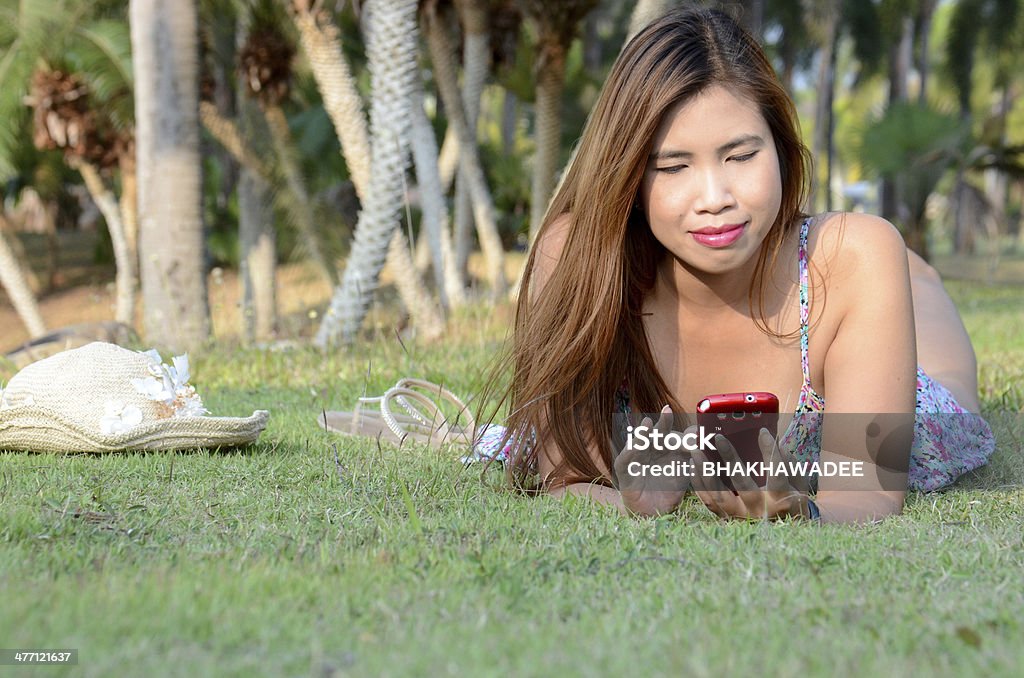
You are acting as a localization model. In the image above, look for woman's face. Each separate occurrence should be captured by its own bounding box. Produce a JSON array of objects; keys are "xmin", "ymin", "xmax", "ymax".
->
[{"xmin": 638, "ymin": 85, "xmax": 783, "ymax": 276}]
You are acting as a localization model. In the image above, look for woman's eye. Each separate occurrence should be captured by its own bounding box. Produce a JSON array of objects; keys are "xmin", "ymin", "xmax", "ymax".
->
[
  {"xmin": 730, "ymin": 151, "xmax": 758, "ymax": 163},
  {"xmin": 657, "ymin": 165, "xmax": 687, "ymax": 174}
]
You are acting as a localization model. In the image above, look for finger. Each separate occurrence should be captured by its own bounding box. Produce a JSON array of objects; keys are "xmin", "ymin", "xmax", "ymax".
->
[
  {"xmin": 760, "ymin": 427, "xmax": 811, "ymax": 494},
  {"xmin": 691, "ymin": 449, "xmax": 738, "ymax": 515},
  {"xmin": 761, "ymin": 428, "xmax": 790, "ymax": 494},
  {"xmin": 655, "ymin": 405, "xmax": 673, "ymax": 435},
  {"xmin": 690, "ymin": 471, "xmax": 725, "ymax": 517},
  {"xmin": 714, "ymin": 434, "xmax": 759, "ymax": 493}
]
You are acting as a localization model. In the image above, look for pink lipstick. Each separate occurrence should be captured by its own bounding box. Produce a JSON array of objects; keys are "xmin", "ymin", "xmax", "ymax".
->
[{"xmin": 690, "ymin": 222, "xmax": 746, "ymax": 248}]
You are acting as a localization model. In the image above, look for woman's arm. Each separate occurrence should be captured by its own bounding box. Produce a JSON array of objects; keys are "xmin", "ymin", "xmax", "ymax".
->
[{"xmin": 815, "ymin": 214, "xmax": 917, "ymax": 522}]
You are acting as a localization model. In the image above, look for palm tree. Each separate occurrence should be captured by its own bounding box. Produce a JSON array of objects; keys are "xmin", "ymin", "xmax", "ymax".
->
[
  {"xmin": 0, "ymin": 4, "xmax": 139, "ymax": 326},
  {"xmin": 292, "ymin": 1, "xmax": 444, "ymax": 341},
  {"xmin": 804, "ymin": 0, "xmax": 840, "ymax": 212},
  {"xmin": 314, "ymin": 0, "xmax": 433, "ymax": 345},
  {"xmin": 239, "ymin": 3, "xmax": 337, "ymax": 288},
  {"xmin": 451, "ymin": 0, "xmax": 491, "ymax": 282},
  {"xmin": 0, "ymin": 214, "xmax": 47, "ymax": 338},
  {"xmin": 518, "ymin": 0, "xmax": 598, "ymax": 241},
  {"xmin": 860, "ymin": 102, "xmax": 965, "ymax": 261},
  {"xmin": 410, "ymin": 72, "xmax": 465, "ymax": 309},
  {"xmin": 130, "ymin": 0, "xmax": 211, "ymax": 350},
  {"xmin": 423, "ymin": 0, "xmax": 508, "ymax": 294}
]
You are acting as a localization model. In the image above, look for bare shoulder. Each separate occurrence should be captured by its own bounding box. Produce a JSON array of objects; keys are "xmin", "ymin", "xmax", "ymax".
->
[
  {"xmin": 812, "ymin": 212, "xmax": 907, "ymax": 271},
  {"xmin": 810, "ymin": 212, "xmax": 908, "ymax": 285},
  {"xmin": 534, "ymin": 213, "xmax": 573, "ymax": 263},
  {"xmin": 531, "ymin": 213, "xmax": 574, "ymax": 296}
]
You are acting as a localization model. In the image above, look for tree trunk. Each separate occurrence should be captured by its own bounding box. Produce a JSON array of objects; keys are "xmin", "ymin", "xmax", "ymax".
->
[
  {"xmin": 199, "ymin": 101, "xmax": 273, "ymax": 179},
  {"xmin": 74, "ymin": 161, "xmax": 136, "ymax": 326},
  {"xmin": 236, "ymin": 55, "xmax": 277, "ymax": 343},
  {"xmin": 294, "ymin": 2, "xmax": 443, "ymax": 339},
  {"xmin": 118, "ymin": 149, "xmax": 139, "ymax": 313},
  {"xmin": 501, "ymin": 89, "xmax": 518, "ymax": 156},
  {"xmin": 264, "ymin": 103, "xmax": 337, "ymax": 286},
  {"xmin": 410, "ymin": 79, "xmax": 465, "ymax": 309},
  {"xmin": 424, "ymin": 6, "xmax": 507, "ymax": 294},
  {"xmin": 130, "ymin": 0, "xmax": 210, "ymax": 351},
  {"xmin": 292, "ymin": 5, "xmax": 372, "ymax": 194},
  {"xmin": 315, "ymin": 0, "xmax": 440, "ymax": 345},
  {"xmin": 238, "ymin": 167, "xmax": 277, "ymax": 342},
  {"xmin": 881, "ymin": 15, "xmax": 914, "ymax": 228},
  {"xmin": 0, "ymin": 215, "xmax": 47, "ymax": 338},
  {"xmin": 915, "ymin": 0, "xmax": 935, "ymax": 104},
  {"xmin": 437, "ymin": 126, "xmax": 459, "ymax": 192},
  {"xmin": 810, "ymin": 11, "xmax": 838, "ymax": 213},
  {"xmin": 452, "ymin": 0, "xmax": 490, "ymax": 282},
  {"xmin": 529, "ymin": 40, "xmax": 566, "ymax": 241},
  {"xmin": 627, "ymin": 0, "xmax": 671, "ymax": 41}
]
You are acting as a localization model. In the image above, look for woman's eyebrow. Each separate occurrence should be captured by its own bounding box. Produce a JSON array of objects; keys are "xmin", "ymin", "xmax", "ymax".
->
[{"xmin": 650, "ymin": 133, "xmax": 765, "ymax": 160}]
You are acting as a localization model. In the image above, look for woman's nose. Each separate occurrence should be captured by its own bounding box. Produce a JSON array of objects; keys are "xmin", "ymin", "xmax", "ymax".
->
[{"xmin": 693, "ymin": 167, "xmax": 735, "ymax": 214}]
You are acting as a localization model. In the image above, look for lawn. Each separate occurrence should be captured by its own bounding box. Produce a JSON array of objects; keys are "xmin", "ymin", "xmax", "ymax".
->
[{"xmin": 1, "ymin": 281, "xmax": 1022, "ymax": 677}]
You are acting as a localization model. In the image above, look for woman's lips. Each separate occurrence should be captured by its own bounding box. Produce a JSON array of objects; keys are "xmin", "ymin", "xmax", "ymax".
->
[{"xmin": 690, "ymin": 222, "xmax": 746, "ymax": 248}]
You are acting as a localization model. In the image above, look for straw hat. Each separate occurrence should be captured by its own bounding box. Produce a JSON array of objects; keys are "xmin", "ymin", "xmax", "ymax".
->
[{"xmin": 0, "ymin": 342, "xmax": 269, "ymax": 453}]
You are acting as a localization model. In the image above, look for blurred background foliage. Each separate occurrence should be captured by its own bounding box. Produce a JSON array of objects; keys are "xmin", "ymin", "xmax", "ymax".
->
[{"xmin": 1, "ymin": 0, "xmax": 1023, "ymax": 340}]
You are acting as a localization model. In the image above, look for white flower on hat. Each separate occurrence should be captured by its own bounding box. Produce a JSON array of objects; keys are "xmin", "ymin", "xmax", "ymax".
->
[
  {"xmin": 100, "ymin": 400, "xmax": 143, "ymax": 435},
  {"xmin": 131, "ymin": 349, "xmax": 209, "ymax": 418}
]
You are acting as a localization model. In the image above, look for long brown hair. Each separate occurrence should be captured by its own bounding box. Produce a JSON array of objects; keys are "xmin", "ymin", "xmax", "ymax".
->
[{"xmin": 486, "ymin": 6, "xmax": 811, "ymax": 492}]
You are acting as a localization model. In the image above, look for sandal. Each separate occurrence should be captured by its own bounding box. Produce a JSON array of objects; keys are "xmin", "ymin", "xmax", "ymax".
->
[{"xmin": 319, "ymin": 378, "xmax": 476, "ymax": 449}]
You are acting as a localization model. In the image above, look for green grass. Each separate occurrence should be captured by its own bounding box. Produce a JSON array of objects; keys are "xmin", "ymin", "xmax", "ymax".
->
[{"xmin": 1, "ymin": 285, "xmax": 1022, "ymax": 677}]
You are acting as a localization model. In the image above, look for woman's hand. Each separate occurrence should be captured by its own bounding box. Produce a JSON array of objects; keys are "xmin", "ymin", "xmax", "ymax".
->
[
  {"xmin": 690, "ymin": 428, "xmax": 813, "ymax": 521},
  {"xmin": 613, "ymin": 406, "xmax": 691, "ymax": 516}
]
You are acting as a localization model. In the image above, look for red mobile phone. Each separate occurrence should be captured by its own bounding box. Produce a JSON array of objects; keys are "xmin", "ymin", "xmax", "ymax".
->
[{"xmin": 696, "ymin": 392, "xmax": 780, "ymax": 489}]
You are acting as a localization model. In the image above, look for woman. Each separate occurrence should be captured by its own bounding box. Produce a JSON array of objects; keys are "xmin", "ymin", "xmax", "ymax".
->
[{"xmin": 480, "ymin": 7, "xmax": 994, "ymax": 523}]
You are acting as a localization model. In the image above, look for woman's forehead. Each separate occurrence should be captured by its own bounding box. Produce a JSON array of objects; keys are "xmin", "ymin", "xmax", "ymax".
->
[{"xmin": 651, "ymin": 85, "xmax": 769, "ymax": 152}]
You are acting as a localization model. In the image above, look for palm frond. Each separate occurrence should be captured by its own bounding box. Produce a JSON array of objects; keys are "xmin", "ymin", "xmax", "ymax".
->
[{"xmin": 67, "ymin": 20, "xmax": 135, "ymax": 131}]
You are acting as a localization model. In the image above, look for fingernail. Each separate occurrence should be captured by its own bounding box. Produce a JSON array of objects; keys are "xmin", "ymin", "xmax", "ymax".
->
[{"xmin": 661, "ymin": 404, "xmax": 671, "ymax": 414}]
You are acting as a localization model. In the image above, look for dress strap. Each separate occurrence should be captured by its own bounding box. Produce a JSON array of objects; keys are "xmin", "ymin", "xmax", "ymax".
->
[{"xmin": 798, "ymin": 217, "xmax": 812, "ymax": 384}]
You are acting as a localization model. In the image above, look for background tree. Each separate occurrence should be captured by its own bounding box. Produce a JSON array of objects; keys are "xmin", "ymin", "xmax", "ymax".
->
[
  {"xmin": 519, "ymin": 0, "xmax": 598, "ymax": 241},
  {"xmin": 0, "ymin": 1, "xmax": 138, "ymax": 325},
  {"xmin": 315, "ymin": 0, "xmax": 429, "ymax": 345},
  {"xmin": 423, "ymin": 0, "xmax": 508, "ymax": 295},
  {"xmin": 130, "ymin": 0, "xmax": 211, "ymax": 350}
]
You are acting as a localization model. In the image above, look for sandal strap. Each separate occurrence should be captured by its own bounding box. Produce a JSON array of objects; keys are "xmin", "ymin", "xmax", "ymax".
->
[
  {"xmin": 383, "ymin": 384, "xmax": 475, "ymax": 447},
  {"xmin": 350, "ymin": 378, "xmax": 475, "ymax": 447},
  {"xmin": 393, "ymin": 378, "xmax": 476, "ymax": 430}
]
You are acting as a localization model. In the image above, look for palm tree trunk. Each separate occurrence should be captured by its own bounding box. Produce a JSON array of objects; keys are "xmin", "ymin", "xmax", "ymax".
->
[
  {"xmin": 236, "ymin": 71, "xmax": 277, "ymax": 343},
  {"xmin": 199, "ymin": 101, "xmax": 273, "ymax": 180},
  {"xmin": 424, "ymin": 6, "xmax": 507, "ymax": 295},
  {"xmin": 0, "ymin": 215, "xmax": 46, "ymax": 338},
  {"xmin": 130, "ymin": 0, "xmax": 211, "ymax": 351},
  {"xmin": 452, "ymin": 0, "xmax": 490, "ymax": 281},
  {"xmin": 437, "ymin": 126, "xmax": 459, "ymax": 192},
  {"xmin": 238, "ymin": 167, "xmax": 277, "ymax": 341},
  {"xmin": 118, "ymin": 149, "xmax": 139, "ymax": 309},
  {"xmin": 410, "ymin": 78, "xmax": 464, "ymax": 308},
  {"xmin": 810, "ymin": 10, "xmax": 838, "ymax": 212},
  {"xmin": 73, "ymin": 160, "xmax": 136, "ymax": 326},
  {"xmin": 263, "ymin": 103, "xmax": 337, "ymax": 286},
  {"xmin": 294, "ymin": 2, "xmax": 443, "ymax": 339},
  {"xmin": 292, "ymin": 4, "xmax": 372, "ymax": 194},
  {"xmin": 530, "ymin": 40, "xmax": 566, "ymax": 240},
  {"xmin": 627, "ymin": 0, "xmax": 671, "ymax": 41},
  {"xmin": 315, "ymin": 0, "xmax": 440, "ymax": 345}
]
